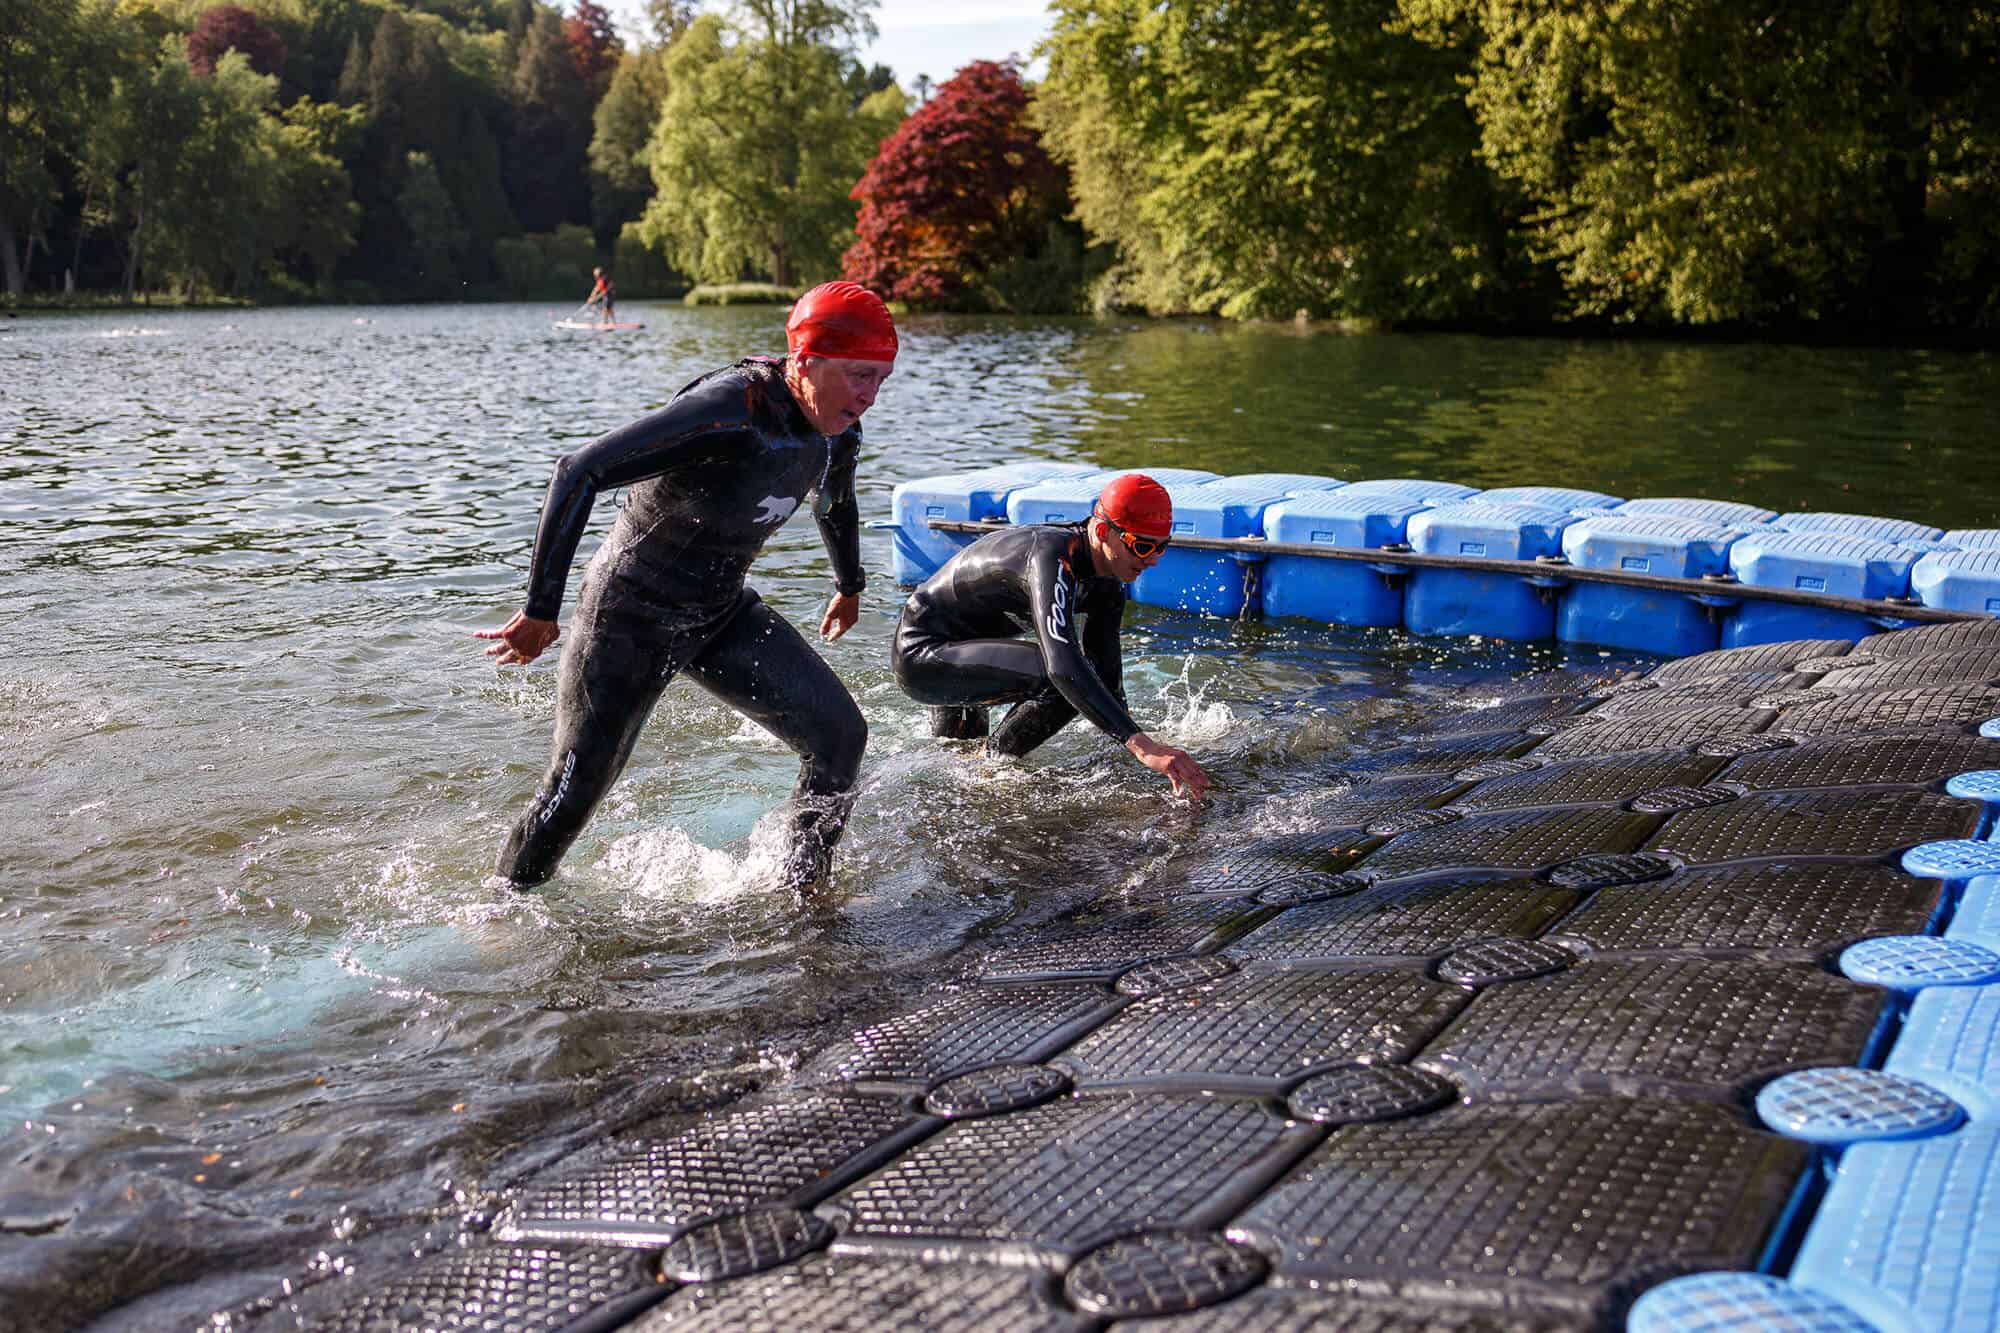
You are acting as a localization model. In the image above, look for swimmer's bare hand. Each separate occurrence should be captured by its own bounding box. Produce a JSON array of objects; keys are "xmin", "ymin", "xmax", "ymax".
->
[
  {"xmin": 476, "ymin": 612, "xmax": 560, "ymax": 665},
  {"xmin": 1126, "ymin": 733, "xmax": 1211, "ymax": 801},
  {"xmin": 820, "ymin": 591, "xmax": 860, "ymax": 642}
]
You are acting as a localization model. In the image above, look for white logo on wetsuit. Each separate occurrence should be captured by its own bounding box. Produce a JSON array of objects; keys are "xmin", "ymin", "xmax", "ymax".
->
[
  {"xmin": 1044, "ymin": 567, "xmax": 1072, "ymax": 645},
  {"xmin": 537, "ymin": 750, "xmax": 576, "ymax": 824},
  {"xmin": 754, "ymin": 494, "xmax": 798, "ymax": 526}
]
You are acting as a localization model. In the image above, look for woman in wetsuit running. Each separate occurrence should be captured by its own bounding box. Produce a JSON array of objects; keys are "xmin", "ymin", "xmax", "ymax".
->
[
  {"xmin": 476, "ymin": 281, "xmax": 897, "ymax": 892},
  {"xmin": 892, "ymin": 473, "xmax": 1210, "ymax": 799}
]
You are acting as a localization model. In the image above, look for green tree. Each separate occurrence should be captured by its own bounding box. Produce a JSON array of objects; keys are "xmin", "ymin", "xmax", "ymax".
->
[
  {"xmin": 1397, "ymin": 0, "xmax": 2000, "ymax": 327},
  {"xmin": 1037, "ymin": 0, "xmax": 1514, "ymax": 321},
  {"xmin": 587, "ymin": 46, "xmax": 669, "ymax": 240},
  {"xmin": 1, "ymin": 0, "xmax": 124, "ymax": 296},
  {"xmin": 638, "ymin": 2, "xmax": 902, "ymax": 286},
  {"xmin": 397, "ymin": 149, "xmax": 467, "ymax": 295}
]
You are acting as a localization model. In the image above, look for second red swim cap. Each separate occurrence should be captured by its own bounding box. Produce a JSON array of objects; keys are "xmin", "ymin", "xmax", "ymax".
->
[
  {"xmin": 786, "ymin": 281, "xmax": 898, "ymax": 362},
  {"xmin": 1094, "ymin": 473, "xmax": 1173, "ymax": 538}
]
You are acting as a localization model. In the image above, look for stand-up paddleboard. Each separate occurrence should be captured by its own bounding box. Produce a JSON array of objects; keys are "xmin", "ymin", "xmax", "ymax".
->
[{"xmin": 553, "ymin": 318, "xmax": 644, "ymax": 331}]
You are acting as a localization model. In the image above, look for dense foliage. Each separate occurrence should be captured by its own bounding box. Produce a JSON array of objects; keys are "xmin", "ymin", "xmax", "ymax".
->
[
  {"xmin": 2, "ymin": 0, "xmax": 903, "ymax": 303},
  {"xmin": 845, "ymin": 60, "xmax": 1086, "ymax": 312},
  {"xmin": 1036, "ymin": 0, "xmax": 2000, "ymax": 329},
  {"xmin": 9, "ymin": 0, "xmax": 1996, "ymax": 329}
]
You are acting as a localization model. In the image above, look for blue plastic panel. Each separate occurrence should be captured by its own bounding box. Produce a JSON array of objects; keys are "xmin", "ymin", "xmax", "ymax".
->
[
  {"xmin": 889, "ymin": 464, "xmax": 1103, "ymax": 583},
  {"xmin": 1630, "ymin": 1273, "xmax": 1875, "ymax": 1333},
  {"xmin": 1790, "ymin": 1121, "xmax": 2000, "ymax": 1333},
  {"xmin": 1475, "ymin": 485, "xmax": 1625, "ymax": 511},
  {"xmin": 1904, "ymin": 840, "xmax": 2000, "ymax": 880},
  {"xmin": 1004, "ymin": 477, "xmax": 1106, "ymax": 527},
  {"xmin": 1335, "ymin": 477, "xmax": 1481, "ymax": 503},
  {"xmin": 1262, "ymin": 491, "xmax": 1431, "ymax": 627},
  {"xmin": 1949, "ymin": 877, "xmax": 2000, "ymax": 950},
  {"xmin": 1839, "ymin": 936, "xmax": 2000, "ymax": 990},
  {"xmin": 1618, "ymin": 496, "xmax": 1780, "ymax": 526},
  {"xmin": 1218, "ymin": 472, "xmax": 1346, "ymax": 495},
  {"xmin": 1556, "ymin": 514, "xmax": 1741, "ymax": 655},
  {"xmin": 1945, "ymin": 530, "xmax": 2000, "ymax": 551},
  {"xmin": 1885, "ymin": 982, "xmax": 2000, "ymax": 1114},
  {"xmin": 1776, "ymin": 511, "xmax": 1944, "ymax": 545},
  {"xmin": 1724, "ymin": 531, "xmax": 1920, "ymax": 648},
  {"xmin": 1912, "ymin": 550, "xmax": 2000, "ymax": 616},
  {"xmin": 1756, "ymin": 1067, "xmax": 1964, "ymax": 1144},
  {"xmin": 1131, "ymin": 480, "xmax": 1296, "ymax": 616},
  {"xmin": 1404, "ymin": 502, "xmax": 1575, "ymax": 640}
]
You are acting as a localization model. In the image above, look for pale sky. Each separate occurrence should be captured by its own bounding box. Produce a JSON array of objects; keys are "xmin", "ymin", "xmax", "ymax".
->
[{"xmin": 603, "ymin": 0, "xmax": 1055, "ymax": 85}]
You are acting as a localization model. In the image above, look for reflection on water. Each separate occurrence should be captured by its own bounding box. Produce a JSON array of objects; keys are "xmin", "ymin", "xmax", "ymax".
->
[{"xmin": 0, "ymin": 303, "xmax": 1992, "ymax": 1328}]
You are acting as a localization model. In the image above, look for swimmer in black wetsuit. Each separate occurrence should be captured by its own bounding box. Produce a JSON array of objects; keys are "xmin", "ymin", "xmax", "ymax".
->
[
  {"xmin": 892, "ymin": 473, "xmax": 1211, "ymax": 799},
  {"xmin": 476, "ymin": 281, "xmax": 899, "ymax": 892}
]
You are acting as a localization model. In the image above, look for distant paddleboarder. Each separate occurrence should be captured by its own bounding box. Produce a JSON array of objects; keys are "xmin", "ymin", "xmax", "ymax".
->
[
  {"xmin": 890, "ymin": 473, "xmax": 1211, "ymax": 800},
  {"xmin": 478, "ymin": 281, "xmax": 898, "ymax": 893},
  {"xmin": 584, "ymin": 266, "xmax": 616, "ymax": 325}
]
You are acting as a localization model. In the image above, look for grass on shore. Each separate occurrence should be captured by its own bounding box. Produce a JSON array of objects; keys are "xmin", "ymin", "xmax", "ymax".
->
[{"xmin": 683, "ymin": 283, "xmax": 800, "ymax": 307}]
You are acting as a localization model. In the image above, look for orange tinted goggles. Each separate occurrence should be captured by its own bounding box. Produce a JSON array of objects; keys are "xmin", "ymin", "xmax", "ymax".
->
[{"xmin": 1104, "ymin": 516, "xmax": 1170, "ymax": 558}]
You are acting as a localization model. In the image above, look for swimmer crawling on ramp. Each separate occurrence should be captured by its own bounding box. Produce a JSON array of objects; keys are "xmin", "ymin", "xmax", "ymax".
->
[
  {"xmin": 477, "ymin": 282, "xmax": 898, "ymax": 893},
  {"xmin": 892, "ymin": 473, "xmax": 1212, "ymax": 801}
]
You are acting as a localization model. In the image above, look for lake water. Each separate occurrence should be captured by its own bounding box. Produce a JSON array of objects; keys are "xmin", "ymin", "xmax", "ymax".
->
[{"xmin": 2, "ymin": 303, "xmax": 1995, "ymax": 1328}]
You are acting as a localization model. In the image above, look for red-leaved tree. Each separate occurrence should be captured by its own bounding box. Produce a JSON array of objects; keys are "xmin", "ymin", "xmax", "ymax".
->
[
  {"xmin": 187, "ymin": 5, "xmax": 288, "ymax": 78},
  {"xmin": 844, "ymin": 61, "xmax": 1066, "ymax": 309},
  {"xmin": 563, "ymin": 0, "xmax": 621, "ymax": 98}
]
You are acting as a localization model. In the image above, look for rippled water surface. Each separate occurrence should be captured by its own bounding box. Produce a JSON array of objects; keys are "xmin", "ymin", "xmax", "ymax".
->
[{"xmin": 2, "ymin": 304, "xmax": 1995, "ymax": 1329}]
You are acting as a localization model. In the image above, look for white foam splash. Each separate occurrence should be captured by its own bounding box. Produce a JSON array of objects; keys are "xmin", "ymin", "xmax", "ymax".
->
[
  {"xmin": 596, "ymin": 815, "xmax": 789, "ymax": 906},
  {"xmin": 1153, "ymin": 657, "xmax": 1234, "ymax": 744}
]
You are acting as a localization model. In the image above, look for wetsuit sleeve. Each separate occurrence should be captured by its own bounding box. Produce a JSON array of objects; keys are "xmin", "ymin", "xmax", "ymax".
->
[
  {"xmin": 1026, "ymin": 543, "xmax": 1140, "ymax": 744},
  {"xmin": 813, "ymin": 426, "xmax": 866, "ymax": 597},
  {"xmin": 1081, "ymin": 581, "xmax": 1127, "ymax": 703},
  {"xmin": 521, "ymin": 376, "xmax": 748, "ymax": 620}
]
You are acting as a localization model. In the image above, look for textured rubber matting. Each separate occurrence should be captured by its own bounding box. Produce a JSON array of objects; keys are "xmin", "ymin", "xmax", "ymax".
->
[
  {"xmin": 1582, "ymin": 674, "xmax": 1807, "ymax": 719},
  {"xmin": 1816, "ymin": 645, "xmax": 2000, "ymax": 691},
  {"xmin": 1096, "ymin": 1283, "xmax": 1588, "ymax": 1331},
  {"xmin": 1229, "ymin": 1098, "xmax": 1809, "ymax": 1322},
  {"xmin": 1412, "ymin": 695, "xmax": 1592, "ymax": 736},
  {"xmin": 1550, "ymin": 862, "xmax": 1943, "ymax": 955},
  {"xmin": 1351, "ymin": 807, "xmax": 1660, "ymax": 882},
  {"xmin": 1645, "ymin": 788, "xmax": 1982, "ymax": 864},
  {"xmin": 621, "ymin": 1253, "xmax": 1087, "ymax": 1331},
  {"xmin": 285, "ymin": 1246, "xmax": 666, "ymax": 1333},
  {"xmin": 1064, "ymin": 1231, "xmax": 1268, "ymax": 1317},
  {"xmin": 207, "ymin": 619, "xmax": 2000, "ymax": 1333},
  {"xmin": 1857, "ymin": 617, "xmax": 2000, "ymax": 658},
  {"xmin": 801, "ymin": 984, "xmax": 1123, "ymax": 1084},
  {"xmin": 1337, "ymin": 731, "xmax": 1541, "ymax": 780},
  {"xmin": 495, "ymin": 1092, "xmax": 922, "ymax": 1245},
  {"xmin": 1645, "ymin": 639, "xmax": 1854, "ymax": 681},
  {"xmin": 1051, "ymin": 965, "xmax": 1468, "ymax": 1090},
  {"xmin": 979, "ymin": 899, "xmax": 1277, "ymax": 980},
  {"xmin": 1174, "ymin": 829, "xmax": 1375, "ymax": 896},
  {"xmin": 828, "ymin": 1092, "xmax": 1318, "ymax": 1258},
  {"xmin": 1718, "ymin": 731, "xmax": 2000, "ymax": 790},
  {"xmin": 1527, "ymin": 705, "xmax": 1775, "ymax": 760},
  {"xmin": 1226, "ymin": 876, "xmax": 1581, "ymax": 960},
  {"xmin": 1414, "ymin": 958, "xmax": 1888, "ymax": 1098},
  {"xmin": 1766, "ymin": 683, "xmax": 2000, "ymax": 737},
  {"xmin": 1445, "ymin": 749, "xmax": 1728, "ymax": 813}
]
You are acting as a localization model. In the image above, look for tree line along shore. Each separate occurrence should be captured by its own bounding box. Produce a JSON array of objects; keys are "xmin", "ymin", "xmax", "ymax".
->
[{"xmin": 6, "ymin": 1, "xmax": 1997, "ymax": 332}]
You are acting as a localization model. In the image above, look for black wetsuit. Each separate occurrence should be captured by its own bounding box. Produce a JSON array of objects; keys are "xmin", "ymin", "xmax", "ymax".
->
[
  {"xmin": 500, "ymin": 356, "xmax": 866, "ymax": 888},
  {"xmin": 892, "ymin": 523, "xmax": 1137, "ymax": 756}
]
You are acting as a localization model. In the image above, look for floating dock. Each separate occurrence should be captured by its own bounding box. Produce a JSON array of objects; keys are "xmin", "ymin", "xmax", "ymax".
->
[{"xmin": 231, "ymin": 469, "xmax": 2000, "ymax": 1332}]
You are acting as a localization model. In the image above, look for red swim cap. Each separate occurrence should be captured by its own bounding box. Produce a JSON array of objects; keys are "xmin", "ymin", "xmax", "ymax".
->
[
  {"xmin": 1093, "ymin": 473, "xmax": 1173, "ymax": 538},
  {"xmin": 786, "ymin": 281, "xmax": 898, "ymax": 363}
]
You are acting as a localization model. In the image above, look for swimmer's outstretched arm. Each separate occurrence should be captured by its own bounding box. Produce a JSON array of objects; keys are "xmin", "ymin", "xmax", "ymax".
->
[{"xmin": 1124, "ymin": 731, "xmax": 1211, "ymax": 801}]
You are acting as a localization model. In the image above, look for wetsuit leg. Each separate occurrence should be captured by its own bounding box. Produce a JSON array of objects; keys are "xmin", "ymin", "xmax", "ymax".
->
[
  {"xmin": 984, "ymin": 619, "xmax": 1129, "ymax": 759},
  {"xmin": 498, "ymin": 582, "xmax": 684, "ymax": 887},
  {"xmin": 683, "ymin": 592, "xmax": 866, "ymax": 892},
  {"xmin": 928, "ymin": 705, "xmax": 989, "ymax": 740}
]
